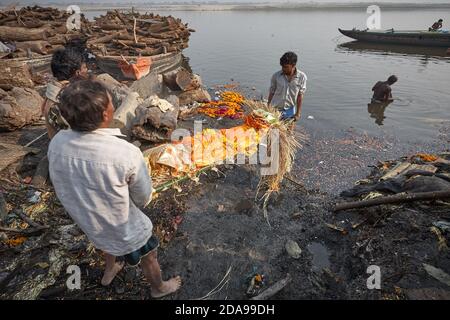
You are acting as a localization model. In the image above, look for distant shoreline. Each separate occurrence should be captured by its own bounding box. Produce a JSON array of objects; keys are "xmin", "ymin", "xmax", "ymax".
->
[{"xmin": 2, "ymin": 3, "xmax": 450, "ymax": 12}]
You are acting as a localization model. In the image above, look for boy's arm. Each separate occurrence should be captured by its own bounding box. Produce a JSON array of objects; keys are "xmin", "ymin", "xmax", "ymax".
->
[
  {"xmin": 128, "ymin": 152, "xmax": 153, "ymax": 208},
  {"xmin": 295, "ymin": 74, "xmax": 307, "ymax": 120},
  {"xmin": 295, "ymin": 93, "xmax": 303, "ymax": 120}
]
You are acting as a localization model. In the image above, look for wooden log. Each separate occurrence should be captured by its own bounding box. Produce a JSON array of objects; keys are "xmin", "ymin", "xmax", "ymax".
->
[
  {"xmin": 15, "ymin": 41, "xmax": 52, "ymax": 55},
  {"xmin": 47, "ymin": 35, "xmax": 66, "ymax": 45},
  {"xmin": 178, "ymin": 88, "xmax": 211, "ymax": 106},
  {"xmin": 0, "ymin": 225, "xmax": 48, "ymax": 236},
  {"xmin": 333, "ymin": 190, "xmax": 450, "ymax": 212},
  {"xmin": 135, "ymin": 47, "xmax": 165, "ymax": 56},
  {"xmin": 147, "ymin": 22, "xmax": 167, "ymax": 33},
  {"xmin": 163, "ymin": 69, "xmax": 201, "ymax": 92},
  {"xmin": 47, "ymin": 33, "xmax": 82, "ymax": 45},
  {"xmin": 0, "ymin": 16, "xmax": 17, "ymax": 24},
  {"xmin": 96, "ymin": 73, "xmax": 131, "ymax": 107},
  {"xmin": 0, "ymin": 191, "xmax": 7, "ymax": 222},
  {"xmin": 114, "ymin": 9, "xmax": 130, "ymax": 27},
  {"xmin": 113, "ymin": 91, "xmax": 142, "ymax": 136},
  {"xmin": 88, "ymin": 33, "xmax": 118, "ymax": 45},
  {"xmin": 162, "ymin": 69, "xmax": 181, "ymax": 91},
  {"xmin": 98, "ymin": 23, "xmax": 126, "ymax": 31},
  {"xmin": 142, "ymin": 38, "xmax": 165, "ymax": 45},
  {"xmin": 251, "ymin": 274, "xmax": 291, "ymax": 300},
  {"xmin": 31, "ymin": 156, "xmax": 49, "ymax": 188},
  {"xmin": 113, "ymin": 40, "xmax": 146, "ymax": 48},
  {"xmin": 0, "ymin": 25, "xmax": 47, "ymax": 41},
  {"xmin": 116, "ymin": 32, "xmax": 135, "ymax": 41},
  {"xmin": 52, "ymin": 24, "xmax": 67, "ymax": 34},
  {"xmin": 0, "ymin": 60, "xmax": 35, "ymax": 89},
  {"xmin": 2, "ymin": 20, "xmax": 46, "ymax": 28},
  {"xmin": 0, "ymin": 87, "xmax": 43, "ymax": 130}
]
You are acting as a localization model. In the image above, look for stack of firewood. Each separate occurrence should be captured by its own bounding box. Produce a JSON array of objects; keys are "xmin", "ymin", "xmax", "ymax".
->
[
  {"xmin": 0, "ymin": 6, "xmax": 90, "ymax": 58},
  {"xmin": 0, "ymin": 6, "xmax": 193, "ymax": 59},
  {"xmin": 89, "ymin": 10, "xmax": 193, "ymax": 57}
]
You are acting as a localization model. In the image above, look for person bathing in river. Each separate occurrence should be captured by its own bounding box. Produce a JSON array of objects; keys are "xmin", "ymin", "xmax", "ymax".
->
[
  {"xmin": 429, "ymin": 19, "xmax": 443, "ymax": 31},
  {"xmin": 48, "ymin": 80, "xmax": 182, "ymax": 298},
  {"xmin": 371, "ymin": 75, "xmax": 398, "ymax": 103},
  {"xmin": 268, "ymin": 51, "xmax": 307, "ymax": 122}
]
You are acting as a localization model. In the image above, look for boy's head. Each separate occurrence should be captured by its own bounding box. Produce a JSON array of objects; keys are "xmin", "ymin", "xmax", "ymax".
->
[
  {"xmin": 387, "ymin": 75, "xmax": 398, "ymax": 85},
  {"xmin": 58, "ymin": 80, "xmax": 114, "ymax": 132},
  {"xmin": 51, "ymin": 46, "xmax": 88, "ymax": 81},
  {"xmin": 280, "ymin": 51, "xmax": 298, "ymax": 75},
  {"xmin": 438, "ymin": 19, "xmax": 443, "ymax": 23}
]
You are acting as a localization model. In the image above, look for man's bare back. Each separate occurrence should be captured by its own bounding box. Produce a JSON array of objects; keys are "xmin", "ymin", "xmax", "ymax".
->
[{"xmin": 372, "ymin": 81, "xmax": 392, "ymax": 102}]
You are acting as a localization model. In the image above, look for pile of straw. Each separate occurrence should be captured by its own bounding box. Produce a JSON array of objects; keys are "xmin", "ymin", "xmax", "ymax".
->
[{"xmin": 245, "ymin": 100, "xmax": 306, "ymax": 225}]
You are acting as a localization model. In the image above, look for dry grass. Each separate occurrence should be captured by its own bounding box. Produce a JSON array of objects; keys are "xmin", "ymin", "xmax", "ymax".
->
[{"xmin": 245, "ymin": 100, "xmax": 307, "ymax": 226}]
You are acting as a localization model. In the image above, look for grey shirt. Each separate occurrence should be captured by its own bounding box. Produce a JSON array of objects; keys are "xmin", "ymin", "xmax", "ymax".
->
[
  {"xmin": 269, "ymin": 69, "xmax": 307, "ymax": 111},
  {"xmin": 48, "ymin": 128, "xmax": 153, "ymax": 256}
]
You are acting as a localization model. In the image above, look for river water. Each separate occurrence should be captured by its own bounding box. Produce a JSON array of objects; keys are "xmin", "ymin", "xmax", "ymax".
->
[{"xmin": 155, "ymin": 8, "xmax": 450, "ymax": 142}]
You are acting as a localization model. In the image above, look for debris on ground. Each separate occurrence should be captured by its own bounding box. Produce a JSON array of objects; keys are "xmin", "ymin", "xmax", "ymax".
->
[
  {"xmin": 331, "ymin": 152, "xmax": 450, "ymax": 300},
  {"xmin": 285, "ymin": 240, "xmax": 302, "ymax": 259}
]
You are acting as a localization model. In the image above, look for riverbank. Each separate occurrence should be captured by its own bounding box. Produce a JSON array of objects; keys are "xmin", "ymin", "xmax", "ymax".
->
[
  {"xmin": 1, "ymin": 120, "xmax": 448, "ymax": 299},
  {"xmin": 3, "ymin": 2, "xmax": 450, "ymax": 12}
]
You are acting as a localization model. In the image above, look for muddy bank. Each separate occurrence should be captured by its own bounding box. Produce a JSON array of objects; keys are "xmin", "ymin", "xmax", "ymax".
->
[
  {"xmin": 0, "ymin": 118, "xmax": 449, "ymax": 300},
  {"xmin": 294, "ymin": 121, "xmax": 450, "ymax": 194}
]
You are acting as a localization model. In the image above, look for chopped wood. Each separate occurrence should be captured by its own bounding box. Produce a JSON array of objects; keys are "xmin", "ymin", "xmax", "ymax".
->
[
  {"xmin": 1, "ymin": 6, "xmax": 191, "ymax": 59},
  {"xmin": 251, "ymin": 274, "xmax": 291, "ymax": 300},
  {"xmin": 0, "ymin": 25, "xmax": 48, "ymax": 41},
  {"xmin": 333, "ymin": 190, "xmax": 450, "ymax": 212}
]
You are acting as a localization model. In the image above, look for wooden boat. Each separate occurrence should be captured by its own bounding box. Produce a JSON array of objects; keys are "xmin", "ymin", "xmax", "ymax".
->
[
  {"xmin": 96, "ymin": 52, "xmax": 183, "ymax": 81},
  {"xmin": 0, "ymin": 51, "xmax": 183, "ymax": 89},
  {"xmin": 337, "ymin": 41, "xmax": 450, "ymax": 59},
  {"xmin": 338, "ymin": 28, "xmax": 450, "ymax": 47}
]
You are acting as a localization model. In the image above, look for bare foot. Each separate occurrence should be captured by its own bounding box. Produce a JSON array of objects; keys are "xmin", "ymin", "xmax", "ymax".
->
[
  {"xmin": 101, "ymin": 261, "xmax": 125, "ymax": 286},
  {"xmin": 151, "ymin": 276, "xmax": 182, "ymax": 298}
]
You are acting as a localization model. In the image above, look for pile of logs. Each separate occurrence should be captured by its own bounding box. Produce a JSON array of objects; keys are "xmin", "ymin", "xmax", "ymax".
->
[
  {"xmin": 88, "ymin": 10, "xmax": 193, "ymax": 57},
  {"xmin": 0, "ymin": 87, "xmax": 43, "ymax": 131},
  {"xmin": 0, "ymin": 6, "xmax": 193, "ymax": 59},
  {"xmin": 0, "ymin": 6, "xmax": 90, "ymax": 58}
]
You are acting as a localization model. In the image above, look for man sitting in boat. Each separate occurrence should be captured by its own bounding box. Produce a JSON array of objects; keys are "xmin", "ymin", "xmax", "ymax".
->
[
  {"xmin": 371, "ymin": 75, "xmax": 398, "ymax": 103},
  {"xmin": 429, "ymin": 19, "xmax": 443, "ymax": 32},
  {"xmin": 268, "ymin": 51, "xmax": 307, "ymax": 122}
]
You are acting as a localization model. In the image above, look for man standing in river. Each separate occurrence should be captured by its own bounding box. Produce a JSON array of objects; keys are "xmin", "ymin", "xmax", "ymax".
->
[
  {"xmin": 268, "ymin": 51, "xmax": 307, "ymax": 122},
  {"xmin": 371, "ymin": 75, "xmax": 398, "ymax": 103}
]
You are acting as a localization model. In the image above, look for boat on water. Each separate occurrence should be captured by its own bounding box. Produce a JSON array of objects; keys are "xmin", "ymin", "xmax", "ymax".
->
[
  {"xmin": 336, "ymin": 41, "xmax": 450, "ymax": 59},
  {"xmin": 338, "ymin": 28, "xmax": 450, "ymax": 47}
]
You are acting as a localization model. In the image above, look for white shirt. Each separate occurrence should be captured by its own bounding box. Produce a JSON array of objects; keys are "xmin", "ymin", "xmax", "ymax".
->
[
  {"xmin": 269, "ymin": 69, "xmax": 307, "ymax": 111},
  {"xmin": 48, "ymin": 128, "xmax": 153, "ymax": 256}
]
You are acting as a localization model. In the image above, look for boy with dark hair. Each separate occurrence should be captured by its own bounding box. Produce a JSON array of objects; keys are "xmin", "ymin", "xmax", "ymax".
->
[
  {"xmin": 42, "ymin": 45, "xmax": 89, "ymax": 139},
  {"xmin": 268, "ymin": 51, "xmax": 307, "ymax": 122},
  {"xmin": 48, "ymin": 80, "xmax": 181, "ymax": 298}
]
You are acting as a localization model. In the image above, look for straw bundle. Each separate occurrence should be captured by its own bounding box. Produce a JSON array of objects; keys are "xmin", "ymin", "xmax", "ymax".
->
[{"xmin": 245, "ymin": 100, "xmax": 307, "ymax": 225}]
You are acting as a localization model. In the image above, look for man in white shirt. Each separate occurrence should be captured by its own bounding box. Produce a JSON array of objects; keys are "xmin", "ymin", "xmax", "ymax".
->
[
  {"xmin": 268, "ymin": 51, "xmax": 307, "ymax": 122},
  {"xmin": 48, "ymin": 79, "xmax": 181, "ymax": 298}
]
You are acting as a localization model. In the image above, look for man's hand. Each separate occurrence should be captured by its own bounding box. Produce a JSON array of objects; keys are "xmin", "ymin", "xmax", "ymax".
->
[{"xmin": 293, "ymin": 114, "xmax": 301, "ymax": 122}]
